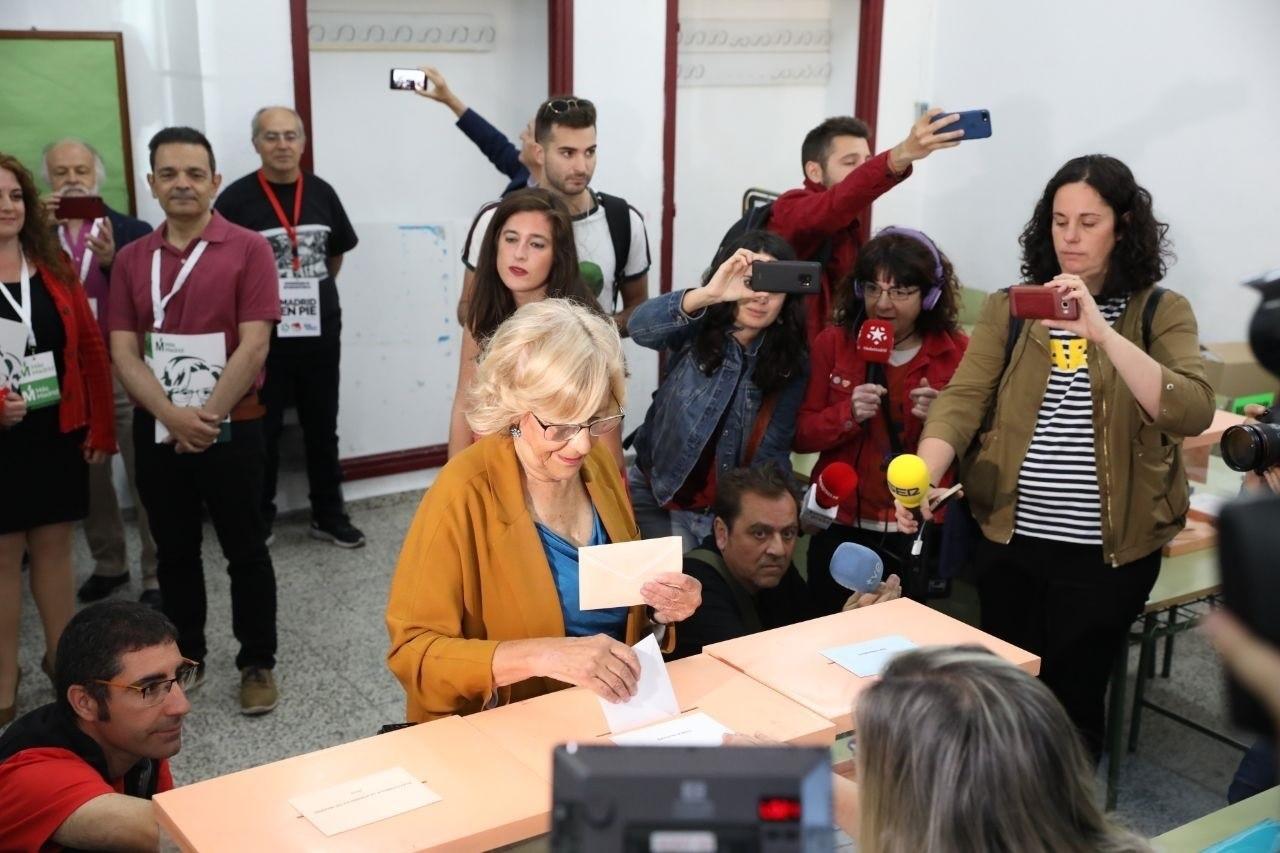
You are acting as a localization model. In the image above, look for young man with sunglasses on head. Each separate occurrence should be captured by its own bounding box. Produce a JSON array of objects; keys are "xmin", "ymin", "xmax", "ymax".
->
[
  {"xmin": 0, "ymin": 601, "xmax": 194, "ymax": 851},
  {"xmin": 458, "ymin": 96, "xmax": 651, "ymax": 336}
]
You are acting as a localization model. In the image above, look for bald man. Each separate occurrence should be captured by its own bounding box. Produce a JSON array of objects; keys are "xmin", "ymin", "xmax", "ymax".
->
[
  {"xmin": 41, "ymin": 139, "xmax": 158, "ymax": 607},
  {"xmin": 214, "ymin": 107, "xmax": 362, "ymax": 548}
]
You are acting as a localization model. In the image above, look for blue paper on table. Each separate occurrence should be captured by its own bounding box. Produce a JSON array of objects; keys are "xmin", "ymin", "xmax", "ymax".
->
[
  {"xmin": 1201, "ymin": 818, "xmax": 1280, "ymax": 853},
  {"xmin": 820, "ymin": 635, "xmax": 918, "ymax": 677}
]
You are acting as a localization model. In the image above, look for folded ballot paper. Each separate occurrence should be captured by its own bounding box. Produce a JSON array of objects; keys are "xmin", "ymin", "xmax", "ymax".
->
[
  {"xmin": 578, "ymin": 536, "xmax": 683, "ymax": 610},
  {"xmin": 598, "ymin": 635, "xmax": 734, "ymax": 745}
]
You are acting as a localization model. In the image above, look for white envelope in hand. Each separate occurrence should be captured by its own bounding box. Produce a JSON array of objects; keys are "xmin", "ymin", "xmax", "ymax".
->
[
  {"xmin": 578, "ymin": 536, "xmax": 683, "ymax": 610},
  {"xmin": 598, "ymin": 634, "xmax": 681, "ymax": 734}
]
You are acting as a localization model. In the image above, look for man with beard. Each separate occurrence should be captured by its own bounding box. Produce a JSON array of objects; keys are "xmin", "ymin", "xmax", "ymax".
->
[
  {"xmin": 458, "ymin": 96, "xmax": 650, "ymax": 335},
  {"xmin": 41, "ymin": 138, "xmax": 159, "ymax": 607},
  {"xmin": 668, "ymin": 466, "xmax": 901, "ymax": 660}
]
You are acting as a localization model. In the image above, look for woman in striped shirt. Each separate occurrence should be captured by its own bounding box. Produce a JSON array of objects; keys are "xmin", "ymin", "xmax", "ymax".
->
[{"xmin": 895, "ymin": 155, "xmax": 1215, "ymax": 758}]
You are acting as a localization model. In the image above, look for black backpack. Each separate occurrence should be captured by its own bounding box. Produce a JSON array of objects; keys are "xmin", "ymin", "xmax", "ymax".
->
[
  {"xmin": 596, "ymin": 191, "xmax": 636, "ymax": 311},
  {"xmin": 708, "ymin": 198, "xmax": 834, "ymax": 275}
]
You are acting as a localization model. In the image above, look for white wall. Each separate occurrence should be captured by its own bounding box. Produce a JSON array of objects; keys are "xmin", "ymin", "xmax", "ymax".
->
[{"xmin": 874, "ymin": 0, "xmax": 1280, "ymax": 345}]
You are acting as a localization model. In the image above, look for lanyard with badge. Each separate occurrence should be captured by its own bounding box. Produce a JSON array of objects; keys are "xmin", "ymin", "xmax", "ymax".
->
[
  {"xmin": 0, "ymin": 257, "xmax": 61, "ymax": 409},
  {"xmin": 146, "ymin": 241, "xmax": 229, "ymax": 443},
  {"xmin": 58, "ymin": 220, "xmax": 103, "ymax": 318},
  {"xmin": 257, "ymin": 170, "xmax": 320, "ymax": 337}
]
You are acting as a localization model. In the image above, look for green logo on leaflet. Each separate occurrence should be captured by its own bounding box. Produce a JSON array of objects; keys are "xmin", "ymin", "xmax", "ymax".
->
[{"xmin": 579, "ymin": 261, "xmax": 604, "ymax": 298}]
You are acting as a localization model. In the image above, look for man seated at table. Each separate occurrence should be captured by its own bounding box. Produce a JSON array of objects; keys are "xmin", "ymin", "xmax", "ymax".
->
[
  {"xmin": 0, "ymin": 601, "xmax": 195, "ymax": 851},
  {"xmin": 670, "ymin": 466, "xmax": 901, "ymax": 659}
]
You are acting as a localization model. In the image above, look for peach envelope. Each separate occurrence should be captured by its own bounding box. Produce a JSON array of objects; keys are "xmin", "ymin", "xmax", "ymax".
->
[{"xmin": 578, "ymin": 536, "xmax": 683, "ymax": 610}]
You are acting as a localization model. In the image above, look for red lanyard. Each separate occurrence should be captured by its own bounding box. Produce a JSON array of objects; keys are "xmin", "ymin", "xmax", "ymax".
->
[{"xmin": 256, "ymin": 169, "xmax": 304, "ymax": 273}]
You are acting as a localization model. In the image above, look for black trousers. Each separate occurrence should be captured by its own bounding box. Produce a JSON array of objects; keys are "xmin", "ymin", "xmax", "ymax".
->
[
  {"xmin": 975, "ymin": 534, "xmax": 1160, "ymax": 760},
  {"xmin": 133, "ymin": 410, "xmax": 278, "ymax": 670},
  {"xmin": 260, "ymin": 338, "xmax": 346, "ymax": 527},
  {"xmin": 807, "ymin": 521, "xmax": 940, "ymax": 615}
]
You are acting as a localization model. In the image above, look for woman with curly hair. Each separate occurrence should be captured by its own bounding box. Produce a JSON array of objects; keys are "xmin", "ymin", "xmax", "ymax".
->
[
  {"xmin": 0, "ymin": 154, "xmax": 115, "ymax": 724},
  {"xmin": 627, "ymin": 231, "xmax": 809, "ymax": 550},
  {"xmin": 895, "ymin": 154, "xmax": 1215, "ymax": 757}
]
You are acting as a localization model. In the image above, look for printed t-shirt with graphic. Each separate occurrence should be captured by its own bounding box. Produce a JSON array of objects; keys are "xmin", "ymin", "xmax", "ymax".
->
[
  {"xmin": 107, "ymin": 211, "xmax": 281, "ymax": 397},
  {"xmin": 1014, "ymin": 297, "xmax": 1128, "ymax": 545},
  {"xmin": 214, "ymin": 172, "xmax": 358, "ymax": 342},
  {"xmin": 462, "ymin": 190, "xmax": 649, "ymax": 313}
]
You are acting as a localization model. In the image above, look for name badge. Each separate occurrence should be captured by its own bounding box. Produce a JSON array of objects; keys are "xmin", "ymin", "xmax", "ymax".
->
[
  {"xmin": 278, "ymin": 277, "xmax": 321, "ymax": 338},
  {"xmin": 145, "ymin": 331, "xmax": 230, "ymax": 444},
  {"xmin": 20, "ymin": 352, "xmax": 60, "ymax": 410}
]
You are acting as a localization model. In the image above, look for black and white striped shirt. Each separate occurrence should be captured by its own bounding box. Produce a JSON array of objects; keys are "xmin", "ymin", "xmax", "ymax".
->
[{"xmin": 1014, "ymin": 298, "xmax": 1128, "ymax": 545}]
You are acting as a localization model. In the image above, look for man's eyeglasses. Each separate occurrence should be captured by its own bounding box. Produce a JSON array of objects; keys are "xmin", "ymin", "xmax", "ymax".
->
[
  {"xmin": 259, "ymin": 131, "xmax": 302, "ymax": 144},
  {"xmin": 94, "ymin": 658, "xmax": 201, "ymax": 706},
  {"xmin": 541, "ymin": 98, "xmax": 594, "ymax": 117},
  {"xmin": 530, "ymin": 405, "xmax": 624, "ymax": 443},
  {"xmin": 861, "ymin": 282, "xmax": 921, "ymax": 303}
]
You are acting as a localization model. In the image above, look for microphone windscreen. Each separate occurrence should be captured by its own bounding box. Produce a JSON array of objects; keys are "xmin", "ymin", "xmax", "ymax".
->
[
  {"xmin": 814, "ymin": 462, "xmax": 858, "ymax": 508},
  {"xmin": 886, "ymin": 454, "xmax": 930, "ymax": 509},
  {"xmin": 829, "ymin": 542, "xmax": 884, "ymax": 594},
  {"xmin": 856, "ymin": 319, "xmax": 895, "ymax": 364}
]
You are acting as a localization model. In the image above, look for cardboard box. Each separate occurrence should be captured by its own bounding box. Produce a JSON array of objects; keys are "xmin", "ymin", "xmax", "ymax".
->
[{"xmin": 1201, "ymin": 342, "xmax": 1279, "ymax": 400}]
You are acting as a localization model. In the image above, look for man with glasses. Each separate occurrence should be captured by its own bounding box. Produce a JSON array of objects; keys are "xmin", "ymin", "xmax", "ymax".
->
[
  {"xmin": 216, "ymin": 106, "xmax": 363, "ymax": 548},
  {"xmin": 0, "ymin": 601, "xmax": 192, "ymax": 850},
  {"xmin": 458, "ymin": 96, "xmax": 650, "ymax": 335}
]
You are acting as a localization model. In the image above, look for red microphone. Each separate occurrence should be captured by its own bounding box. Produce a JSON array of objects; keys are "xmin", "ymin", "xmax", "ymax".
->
[
  {"xmin": 856, "ymin": 319, "xmax": 895, "ymax": 387},
  {"xmin": 800, "ymin": 461, "xmax": 858, "ymax": 530}
]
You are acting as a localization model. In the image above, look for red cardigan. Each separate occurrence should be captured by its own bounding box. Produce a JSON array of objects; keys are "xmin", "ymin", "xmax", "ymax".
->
[
  {"xmin": 27, "ymin": 262, "xmax": 116, "ymax": 453},
  {"xmin": 795, "ymin": 325, "xmax": 967, "ymax": 526}
]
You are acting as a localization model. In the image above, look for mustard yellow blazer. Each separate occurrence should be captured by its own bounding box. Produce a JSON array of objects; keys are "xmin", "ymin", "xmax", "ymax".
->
[{"xmin": 386, "ymin": 432, "xmax": 668, "ymax": 722}]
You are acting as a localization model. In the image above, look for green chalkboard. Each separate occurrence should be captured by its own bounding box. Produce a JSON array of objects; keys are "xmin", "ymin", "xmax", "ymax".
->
[{"xmin": 0, "ymin": 31, "xmax": 135, "ymax": 215}]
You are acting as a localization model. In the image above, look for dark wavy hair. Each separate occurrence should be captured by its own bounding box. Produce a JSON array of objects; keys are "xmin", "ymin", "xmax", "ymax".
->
[
  {"xmin": 1019, "ymin": 154, "xmax": 1172, "ymax": 298},
  {"xmin": 467, "ymin": 188, "xmax": 598, "ymax": 340},
  {"xmin": 0, "ymin": 153, "xmax": 75, "ymax": 283},
  {"xmin": 691, "ymin": 230, "xmax": 807, "ymax": 395},
  {"xmin": 837, "ymin": 229, "xmax": 961, "ymax": 336}
]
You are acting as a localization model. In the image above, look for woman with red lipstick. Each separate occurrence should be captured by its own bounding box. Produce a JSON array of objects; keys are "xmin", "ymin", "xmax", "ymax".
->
[
  {"xmin": 0, "ymin": 154, "xmax": 115, "ymax": 725},
  {"xmin": 388, "ymin": 299, "xmax": 702, "ymax": 721},
  {"xmin": 627, "ymin": 231, "xmax": 809, "ymax": 550},
  {"xmin": 795, "ymin": 227, "xmax": 968, "ymax": 614},
  {"xmin": 447, "ymin": 188, "xmax": 596, "ymax": 459}
]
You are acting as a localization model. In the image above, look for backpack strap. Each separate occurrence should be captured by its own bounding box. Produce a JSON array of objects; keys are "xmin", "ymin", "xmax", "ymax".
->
[
  {"xmin": 596, "ymin": 192, "xmax": 633, "ymax": 310},
  {"xmin": 744, "ymin": 391, "xmax": 780, "ymax": 465},
  {"xmin": 1142, "ymin": 286, "xmax": 1166, "ymax": 352},
  {"xmin": 685, "ymin": 548, "xmax": 763, "ymax": 634}
]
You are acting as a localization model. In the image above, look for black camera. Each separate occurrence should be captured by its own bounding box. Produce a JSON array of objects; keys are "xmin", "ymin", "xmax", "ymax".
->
[{"xmin": 1220, "ymin": 407, "xmax": 1280, "ymax": 473}]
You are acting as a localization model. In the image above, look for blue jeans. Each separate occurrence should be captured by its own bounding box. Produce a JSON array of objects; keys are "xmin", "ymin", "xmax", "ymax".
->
[
  {"xmin": 1228, "ymin": 739, "xmax": 1277, "ymax": 804},
  {"xmin": 627, "ymin": 466, "xmax": 714, "ymax": 551}
]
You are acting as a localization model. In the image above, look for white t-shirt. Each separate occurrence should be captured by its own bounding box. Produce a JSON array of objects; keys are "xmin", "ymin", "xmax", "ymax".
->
[{"xmin": 463, "ymin": 191, "xmax": 650, "ymax": 313}]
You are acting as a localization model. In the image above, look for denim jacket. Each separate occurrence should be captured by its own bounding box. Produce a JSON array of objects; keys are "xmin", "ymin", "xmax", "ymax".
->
[{"xmin": 628, "ymin": 290, "xmax": 808, "ymax": 506}]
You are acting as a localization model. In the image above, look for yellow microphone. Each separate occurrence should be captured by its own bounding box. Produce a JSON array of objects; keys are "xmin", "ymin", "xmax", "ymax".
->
[{"xmin": 886, "ymin": 454, "xmax": 931, "ymax": 510}]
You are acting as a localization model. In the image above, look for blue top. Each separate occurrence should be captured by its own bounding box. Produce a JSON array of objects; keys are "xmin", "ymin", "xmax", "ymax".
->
[{"xmin": 536, "ymin": 509, "xmax": 629, "ymax": 640}]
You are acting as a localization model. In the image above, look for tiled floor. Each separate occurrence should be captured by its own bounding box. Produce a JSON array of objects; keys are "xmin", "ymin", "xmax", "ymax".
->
[{"xmin": 5, "ymin": 487, "xmax": 1260, "ymax": 841}]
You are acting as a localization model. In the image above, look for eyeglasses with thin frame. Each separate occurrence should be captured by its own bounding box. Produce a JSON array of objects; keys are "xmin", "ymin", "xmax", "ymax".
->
[
  {"xmin": 530, "ymin": 403, "xmax": 625, "ymax": 443},
  {"xmin": 541, "ymin": 98, "xmax": 593, "ymax": 117},
  {"xmin": 93, "ymin": 658, "xmax": 201, "ymax": 706},
  {"xmin": 861, "ymin": 282, "xmax": 921, "ymax": 303}
]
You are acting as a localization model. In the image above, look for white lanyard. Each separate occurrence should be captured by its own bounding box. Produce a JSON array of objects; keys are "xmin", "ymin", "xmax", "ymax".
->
[
  {"xmin": 57, "ymin": 219, "xmax": 102, "ymax": 284},
  {"xmin": 150, "ymin": 241, "xmax": 209, "ymax": 330},
  {"xmin": 0, "ymin": 256, "xmax": 36, "ymax": 349}
]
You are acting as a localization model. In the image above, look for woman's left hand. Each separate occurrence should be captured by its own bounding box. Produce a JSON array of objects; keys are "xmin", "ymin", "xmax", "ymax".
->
[
  {"xmin": 1040, "ymin": 274, "xmax": 1112, "ymax": 343},
  {"xmin": 642, "ymin": 572, "xmax": 702, "ymax": 624}
]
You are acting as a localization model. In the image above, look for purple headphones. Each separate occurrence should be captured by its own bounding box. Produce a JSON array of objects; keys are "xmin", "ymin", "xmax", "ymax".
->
[{"xmin": 853, "ymin": 226, "xmax": 945, "ymax": 310}]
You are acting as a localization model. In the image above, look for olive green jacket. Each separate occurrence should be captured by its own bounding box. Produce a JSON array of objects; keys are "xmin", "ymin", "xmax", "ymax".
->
[{"xmin": 922, "ymin": 286, "xmax": 1215, "ymax": 566}]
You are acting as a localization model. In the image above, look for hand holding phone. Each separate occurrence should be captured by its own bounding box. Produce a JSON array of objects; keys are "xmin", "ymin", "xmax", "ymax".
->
[
  {"xmin": 1008, "ymin": 284, "xmax": 1080, "ymax": 321},
  {"xmin": 389, "ymin": 68, "xmax": 428, "ymax": 92}
]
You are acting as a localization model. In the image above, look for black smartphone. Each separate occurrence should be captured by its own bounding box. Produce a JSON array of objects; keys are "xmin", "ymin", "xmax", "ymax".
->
[
  {"xmin": 937, "ymin": 108, "xmax": 992, "ymax": 141},
  {"xmin": 1216, "ymin": 494, "xmax": 1280, "ymax": 734},
  {"xmin": 750, "ymin": 260, "xmax": 822, "ymax": 295},
  {"xmin": 389, "ymin": 68, "xmax": 427, "ymax": 91}
]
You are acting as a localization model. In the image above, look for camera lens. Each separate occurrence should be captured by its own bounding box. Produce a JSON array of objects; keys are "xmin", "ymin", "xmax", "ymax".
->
[
  {"xmin": 1221, "ymin": 422, "xmax": 1280, "ymax": 473},
  {"xmin": 800, "ymin": 275, "xmax": 812, "ymax": 286}
]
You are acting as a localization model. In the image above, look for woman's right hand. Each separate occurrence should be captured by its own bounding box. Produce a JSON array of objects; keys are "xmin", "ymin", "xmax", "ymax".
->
[
  {"xmin": 1, "ymin": 391, "xmax": 27, "ymax": 428},
  {"xmin": 893, "ymin": 487, "xmax": 950, "ymax": 533},
  {"xmin": 850, "ymin": 383, "xmax": 886, "ymax": 422},
  {"xmin": 540, "ymin": 634, "xmax": 641, "ymax": 703},
  {"xmin": 702, "ymin": 248, "xmax": 770, "ymax": 304}
]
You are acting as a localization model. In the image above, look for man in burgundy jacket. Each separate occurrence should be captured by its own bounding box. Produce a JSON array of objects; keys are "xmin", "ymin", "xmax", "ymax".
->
[{"xmin": 768, "ymin": 109, "xmax": 963, "ymax": 341}]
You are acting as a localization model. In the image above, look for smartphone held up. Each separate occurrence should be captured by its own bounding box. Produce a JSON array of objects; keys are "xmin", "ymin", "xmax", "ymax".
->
[
  {"xmin": 1008, "ymin": 284, "xmax": 1080, "ymax": 321},
  {"xmin": 389, "ymin": 68, "xmax": 427, "ymax": 92},
  {"xmin": 55, "ymin": 195, "xmax": 107, "ymax": 221},
  {"xmin": 750, "ymin": 260, "xmax": 822, "ymax": 295}
]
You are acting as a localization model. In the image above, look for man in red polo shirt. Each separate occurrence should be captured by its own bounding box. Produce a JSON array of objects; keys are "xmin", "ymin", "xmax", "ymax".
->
[
  {"xmin": 768, "ymin": 109, "xmax": 963, "ymax": 341},
  {"xmin": 108, "ymin": 126, "xmax": 282, "ymax": 715},
  {"xmin": 0, "ymin": 601, "xmax": 192, "ymax": 852}
]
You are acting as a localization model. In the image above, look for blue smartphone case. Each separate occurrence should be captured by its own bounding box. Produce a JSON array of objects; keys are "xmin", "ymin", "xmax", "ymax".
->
[{"xmin": 941, "ymin": 109, "xmax": 992, "ymax": 140}]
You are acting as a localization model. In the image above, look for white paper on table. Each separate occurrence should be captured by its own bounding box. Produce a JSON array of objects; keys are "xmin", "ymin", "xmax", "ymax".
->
[
  {"xmin": 820, "ymin": 634, "xmax": 918, "ymax": 678},
  {"xmin": 288, "ymin": 767, "xmax": 441, "ymax": 837},
  {"xmin": 597, "ymin": 633, "xmax": 680, "ymax": 734},
  {"xmin": 611, "ymin": 711, "xmax": 733, "ymax": 746}
]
